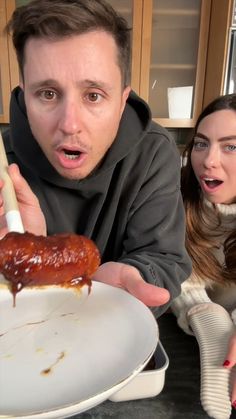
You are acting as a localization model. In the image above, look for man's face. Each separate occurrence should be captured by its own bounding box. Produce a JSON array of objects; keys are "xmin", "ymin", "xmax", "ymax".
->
[{"xmin": 21, "ymin": 31, "xmax": 131, "ymax": 179}]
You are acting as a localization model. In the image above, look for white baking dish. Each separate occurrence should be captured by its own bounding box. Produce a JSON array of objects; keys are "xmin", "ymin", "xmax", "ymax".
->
[{"xmin": 109, "ymin": 341, "xmax": 169, "ymax": 402}]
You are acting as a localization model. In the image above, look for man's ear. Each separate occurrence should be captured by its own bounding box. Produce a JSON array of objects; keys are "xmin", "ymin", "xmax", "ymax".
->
[
  {"xmin": 19, "ymin": 75, "xmax": 24, "ymax": 90},
  {"xmin": 123, "ymin": 85, "xmax": 131, "ymax": 102},
  {"xmin": 120, "ymin": 85, "xmax": 131, "ymax": 115}
]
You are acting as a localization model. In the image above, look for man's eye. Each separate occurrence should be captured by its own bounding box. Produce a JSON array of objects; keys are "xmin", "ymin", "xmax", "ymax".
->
[
  {"xmin": 39, "ymin": 90, "xmax": 57, "ymax": 100},
  {"xmin": 87, "ymin": 92, "xmax": 102, "ymax": 102}
]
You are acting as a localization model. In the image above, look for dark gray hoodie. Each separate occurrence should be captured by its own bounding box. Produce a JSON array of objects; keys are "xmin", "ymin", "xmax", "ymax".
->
[{"xmin": 3, "ymin": 87, "xmax": 191, "ymax": 316}]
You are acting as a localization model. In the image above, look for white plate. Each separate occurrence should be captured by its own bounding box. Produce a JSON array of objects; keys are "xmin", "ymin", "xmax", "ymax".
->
[{"xmin": 0, "ymin": 279, "xmax": 158, "ymax": 419}]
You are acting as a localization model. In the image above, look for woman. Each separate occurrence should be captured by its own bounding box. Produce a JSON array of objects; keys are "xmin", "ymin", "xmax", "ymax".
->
[{"xmin": 172, "ymin": 94, "xmax": 236, "ymax": 418}]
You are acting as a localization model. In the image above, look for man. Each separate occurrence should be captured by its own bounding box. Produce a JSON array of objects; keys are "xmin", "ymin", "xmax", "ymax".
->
[{"xmin": 1, "ymin": 0, "xmax": 191, "ymax": 316}]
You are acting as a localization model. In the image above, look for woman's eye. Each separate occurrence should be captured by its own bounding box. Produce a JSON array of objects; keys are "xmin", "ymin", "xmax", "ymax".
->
[
  {"xmin": 225, "ymin": 144, "xmax": 236, "ymax": 152},
  {"xmin": 193, "ymin": 140, "xmax": 207, "ymax": 150}
]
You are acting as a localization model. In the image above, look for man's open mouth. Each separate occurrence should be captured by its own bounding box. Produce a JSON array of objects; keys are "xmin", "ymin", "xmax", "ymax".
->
[{"xmin": 63, "ymin": 149, "xmax": 82, "ymax": 160}]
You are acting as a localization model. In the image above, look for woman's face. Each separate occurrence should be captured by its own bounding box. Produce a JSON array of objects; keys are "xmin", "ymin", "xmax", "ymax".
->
[{"xmin": 191, "ymin": 109, "xmax": 236, "ymax": 204}]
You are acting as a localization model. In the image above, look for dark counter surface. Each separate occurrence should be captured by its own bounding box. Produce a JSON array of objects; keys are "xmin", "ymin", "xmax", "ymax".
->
[{"xmin": 71, "ymin": 313, "xmax": 236, "ymax": 419}]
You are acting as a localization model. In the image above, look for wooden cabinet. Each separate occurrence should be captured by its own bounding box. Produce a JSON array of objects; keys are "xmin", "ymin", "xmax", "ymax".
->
[
  {"xmin": 109, "ymin": 0, "xmax": 211, "ymax": 127},
  {"xmin": 203, "ymin": 0, "xmax": 234, "ymax": 108},
  {"xmin": 0, "ymin": 0, "xmax": 15, "ymax": 123},
  {"xmin": 107, "ymin": 0, "xmax": 143, "ymax": 94},
  {"xmin": 140, "ymin": 0, "xmax": 211, "ymax": 128},
  {"xmin": 0, "ymin": 0, "xmax": 233, "ymax": 127}
]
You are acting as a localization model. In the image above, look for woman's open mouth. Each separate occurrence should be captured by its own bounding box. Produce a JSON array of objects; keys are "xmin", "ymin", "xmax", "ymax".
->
[
  {"xmin": 199, "ymin": 176, "xmax": 224, "ymax": 195},
  {"xmin": 203, "ymin": 178, "xmax": 223, "ymax": 189}
]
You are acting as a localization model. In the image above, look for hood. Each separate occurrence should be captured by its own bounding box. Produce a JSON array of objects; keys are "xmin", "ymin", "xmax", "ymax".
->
[{"xmin": 8, "ymin": 87, "xmax": 152, "ymax": 189}]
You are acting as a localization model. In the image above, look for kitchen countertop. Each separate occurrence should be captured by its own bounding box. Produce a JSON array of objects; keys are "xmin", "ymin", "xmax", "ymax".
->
[{"xmin": 70, "ymin": 312, "xmax": 236, "ymax": 419}]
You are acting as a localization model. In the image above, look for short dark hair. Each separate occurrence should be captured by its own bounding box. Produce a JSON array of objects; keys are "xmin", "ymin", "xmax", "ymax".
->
[{"xmin": 6, "ymin": 0, "xmax": 131, "ymax": 86}]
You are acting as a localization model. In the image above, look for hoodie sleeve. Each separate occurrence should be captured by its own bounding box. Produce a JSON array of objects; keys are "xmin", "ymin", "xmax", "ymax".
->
[{"xmin": 118, "ymin": 128, "xmax": 192, "ymax": 317}]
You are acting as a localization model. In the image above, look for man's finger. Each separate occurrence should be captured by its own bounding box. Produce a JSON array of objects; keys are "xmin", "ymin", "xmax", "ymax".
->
[{"xmin": 124, "ymin": 277, "xmax": 170, "ymax": 307}]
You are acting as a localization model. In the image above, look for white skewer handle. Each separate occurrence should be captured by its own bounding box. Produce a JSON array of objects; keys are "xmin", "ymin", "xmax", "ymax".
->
[{"xmin": 0, "ymin": 132, "xmax": 24, "ymax": 233}]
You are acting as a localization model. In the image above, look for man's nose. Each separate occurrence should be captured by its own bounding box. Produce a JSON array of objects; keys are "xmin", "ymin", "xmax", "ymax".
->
[
  {"xmin": 203, "ymin": 146, "xmax": 220, "ymax": 168},
  {"xmin": 58, "ymin": 100, "xmax": 82, "ymax": 135}
]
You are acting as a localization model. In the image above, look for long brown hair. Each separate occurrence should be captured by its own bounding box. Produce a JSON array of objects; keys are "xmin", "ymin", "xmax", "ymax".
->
[{"xmin": 182, "ymin": 94, "xmax": 236, "ymax": 284}]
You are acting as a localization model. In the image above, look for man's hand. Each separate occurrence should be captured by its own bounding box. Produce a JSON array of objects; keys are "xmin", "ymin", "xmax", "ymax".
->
[
  {"xmin": 0, "ymin": 167, "xmax": 170, "ymax": 308},
  {"xmin": 92, "ymin": 261, "xmax": 170, "ymax": 307},
  {"xmin": 0, "ymin": 163, "xmax": 46, "ymax": 236},
  {"xmin": 223, "ymin": 333, "xmax": 236, "ymax": 407}
]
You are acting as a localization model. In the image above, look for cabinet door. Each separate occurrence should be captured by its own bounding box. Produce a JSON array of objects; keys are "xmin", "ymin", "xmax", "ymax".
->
[
  {"xmin": 0, "ymin": 0, "xmax": 11, "ymax": 123},
  {"xmin": 203, "ymin": 0, "xmax": 233, "ymax": 107},
  {"xmin": 0, "ymin": 0, "xmax": 9, "ymax": 123},
  {"xmin": 140, "ymin": 0, "xmax": 211, "ymax": 128},
  {"xmin": 105, "ymin": 0, "xmax": 143, "ymax": 93},
  {"xmin": 0, "ymin": 0, "xmax": 18, "ymax": 123}
]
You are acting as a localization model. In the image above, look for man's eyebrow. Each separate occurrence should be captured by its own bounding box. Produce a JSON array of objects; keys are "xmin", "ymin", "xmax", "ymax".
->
[
  {"xmin": 28, "ymin": 79, "xmax": 60, "ymax": 90},
  {"xmin": 78, "ymin": 79, "xmax": 113, "ymax": 90},
  {"xmin": 28, "ymin": 78, "xmax": 113, "ymax": 91}
]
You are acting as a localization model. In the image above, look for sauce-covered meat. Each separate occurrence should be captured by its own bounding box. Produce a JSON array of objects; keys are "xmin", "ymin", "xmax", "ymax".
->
[{"xmin": 0, "ymin": 232, "xmax": 100, "ymax": 302}]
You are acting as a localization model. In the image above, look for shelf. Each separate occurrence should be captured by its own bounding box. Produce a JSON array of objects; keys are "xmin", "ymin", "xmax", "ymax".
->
[
  {"xmin": 153, "ymin": 9, "xmax": 199, "ymax": 17},
  {"xmin": 154, "ymin": 117, "xmax": 195, "ymax": 128},
  {"xmin": 151, "ymin": 64, "xmax": 195, "ymax": 70}
]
